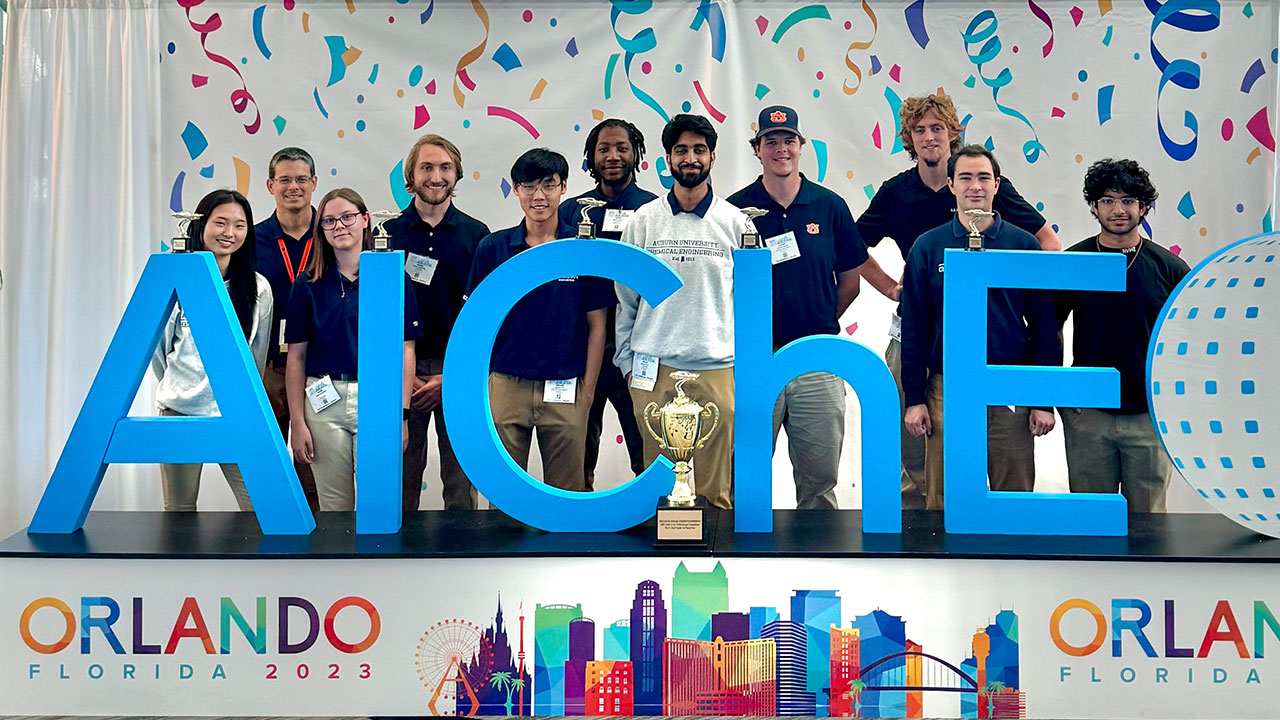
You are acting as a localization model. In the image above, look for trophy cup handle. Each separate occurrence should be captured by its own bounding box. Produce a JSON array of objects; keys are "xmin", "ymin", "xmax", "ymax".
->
[
  {"xmin": 695, "ymin": 402, "xmax": 721, "ymax": 450},
  {"xmin": 642, "ymin": 402, "xmax": 669, "ymax": 450}
]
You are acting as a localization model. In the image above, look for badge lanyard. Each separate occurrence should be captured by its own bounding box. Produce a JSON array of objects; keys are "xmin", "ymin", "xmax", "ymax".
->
[{"xmin": 278, "ymin": 237, "xmax": 314, "ymax": 283}]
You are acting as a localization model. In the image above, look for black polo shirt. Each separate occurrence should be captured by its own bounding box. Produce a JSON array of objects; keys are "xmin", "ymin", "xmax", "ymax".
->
[
  {"xmin": 383, "ymin": 202, "xmax": 490, "ymax": 361},
  {"xmin": 666, "ymin": 188, "xmax": 714, "ymax": 217},
  {"xmin": 899, "ymin": 214, "xmax": 1061, "ymax": 407},
  {"xmin": 285, "ymin": 265, "xmax": 423, "ymax": 378},
  {"xmin": 857, "ymin": 167, "xmax": 1047, "ymax": 258},
  {"xmin": 254, "ymin": 208, "xmax": 316, "ymax": 367},
  {"xmin": 466, "ymin": 221, "xmax": 616, "ymax": 380},
  {"xmin": 1057, "ymin": 236, "xmax": 1189, "ymax": 414},
  {"xmin": 727, "ymin": 175, "xmax": 868, "ymax": 346},
  {"xmin": 557, "ymin": 179, "xmax": 658, "ymax": 240}
]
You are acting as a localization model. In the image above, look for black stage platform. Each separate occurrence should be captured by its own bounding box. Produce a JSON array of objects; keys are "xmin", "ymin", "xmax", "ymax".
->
[{"xmin": 2, "ymin": 510, "xmax": 1277, "ymax": 562}]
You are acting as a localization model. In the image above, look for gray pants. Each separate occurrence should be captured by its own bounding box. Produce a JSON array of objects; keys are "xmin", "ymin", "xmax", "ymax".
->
[
  {"xmin": 772, "ymin": 372, "xmax": 845, "ymax": 509},
  {"xmin": 886, "ymin": 337, "xmax": 928, "ymax": 509},
  {"xmin": 1061, "ymin": 407, "xmax": 1172, "ymax": 512},
  {"xmin": 158, "ymin": 408, "xmax": 254, "ymax": 512},
  {"xmin": 304, "ymin": 378, "xmax": 359, "ymax": 511}
]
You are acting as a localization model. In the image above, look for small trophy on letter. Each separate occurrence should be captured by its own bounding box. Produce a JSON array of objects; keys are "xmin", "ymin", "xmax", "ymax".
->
[
  {"xmin": 739, "ymin": 207, "xmax": 769, "ymax": 249},
  {"xmin": 576, "ymin": 197, "xmax": 608, "ymax": 239},
  {"xmin": 371, "ymin": 210, "xmax": 398, "ymax": 252},
  {"xmin": 963, "ymin": 208, "xmax": 995, "ymax": 251},
  {"xmin": 171, "ymin": 211, "xmax": 201, "ymax": 253},
  {"xmin": 644, "ymin": 371, "xmax": 720, "ymax": 547}
]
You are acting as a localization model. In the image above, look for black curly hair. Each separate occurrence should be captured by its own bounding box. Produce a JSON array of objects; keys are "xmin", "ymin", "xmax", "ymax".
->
[
  {"xmin": 1083, "ymin": 158, "xmax": 1158, "ymax": 208},
  {"xmin": 583, "ymin": 118, "xmax": 646, "ymax": 184}
]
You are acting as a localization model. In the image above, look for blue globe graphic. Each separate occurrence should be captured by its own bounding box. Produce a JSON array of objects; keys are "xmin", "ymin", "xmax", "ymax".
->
[{"xmin": 1149, "ymin": 233, "xmax": 1279, "ymax": 536}]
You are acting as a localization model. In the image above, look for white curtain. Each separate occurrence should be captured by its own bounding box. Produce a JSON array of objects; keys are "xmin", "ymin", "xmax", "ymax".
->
[{"xmin": 0, "ymin": 0, "xmax": 163, "ymax": 538}]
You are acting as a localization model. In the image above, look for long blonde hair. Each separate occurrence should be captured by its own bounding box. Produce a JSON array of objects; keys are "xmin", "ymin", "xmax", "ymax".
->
[{"xmin": 308, "ymin": 188, "xmax": 373, "ymax": 282}]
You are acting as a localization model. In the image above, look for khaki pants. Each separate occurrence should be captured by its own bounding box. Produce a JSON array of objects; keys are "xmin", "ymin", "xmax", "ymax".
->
[
  {"xmin": 1061, "ymin": 407, "xmax": 1172, "ymax": 512},
  {"xmin": 772, "ymin": 372, "xmax": 845, "ymax": 509},
  {"xmin": 886, "ymin": 336, "xmax": 927, "ymax": 509},
  {"xmin": 923, "ymin": 373, "xmax": 1035, "ymax": 511},
  {"xmin": 264, "ymin": 363, "xmax": 319, "ymax": 510},
  {"xmin": 158, "ymin": 408, "xmax": 254, "ymax": 512},
  {"xmin": 488, "ymin": 372, "xmax": 591, "ymax": 491},
  {"xmin": 304, "ymin": 378, "xmax": 359, "ymax": 511},
  {"xmin": 404, "ymin": 358, "xmax": 477, "ymax": 511},
  {"xmin": 631, "ymin": 364, "xmax": 735, "ymax": 509}
]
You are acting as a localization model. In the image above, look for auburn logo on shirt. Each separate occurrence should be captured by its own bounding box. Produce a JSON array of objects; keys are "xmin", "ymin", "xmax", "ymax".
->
[{"xmin": 806, "ymin": 223, "xmax": 820, "ymax": 235}]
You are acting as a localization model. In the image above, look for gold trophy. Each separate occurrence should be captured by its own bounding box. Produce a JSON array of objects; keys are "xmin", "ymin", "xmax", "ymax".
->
[
  {"xmin": 644, "ymin": 371, "xmax": 720, "ymax": 546},
  {"xmin": 576, "ymin": 197, "xmax": 608, "ymax": 238},
  {"xmin": 739, "ymin": 207, "xmax": 769, "ymax": 249},
  {"xmin": 963, "ymin": 208, "xmax": 995, "ymax": 251},
  {"xmin": 370, "ymin": 210, "xmax": 398, "ymax": 252},
  {"xmin": 171, "ymin": 211, "xmax": 201, "ymax": 253}
]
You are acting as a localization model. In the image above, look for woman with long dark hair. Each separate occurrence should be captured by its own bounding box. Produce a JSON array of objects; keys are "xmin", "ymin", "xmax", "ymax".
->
[
  {"xmin": 151, "ymin": 188, "xmax": 273, "ymax": 510},
  {"xmin": 284, "ymin": 188, "xmax": 420, "ymax": 510}
]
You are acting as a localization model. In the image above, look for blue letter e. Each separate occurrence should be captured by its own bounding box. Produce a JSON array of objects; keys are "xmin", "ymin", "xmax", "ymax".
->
[{"xmin": 28, "ymin": 253, "xmax": 314, "ymax": 535}]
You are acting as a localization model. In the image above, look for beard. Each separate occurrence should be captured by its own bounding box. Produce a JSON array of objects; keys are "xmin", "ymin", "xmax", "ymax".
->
[
  {"xmin": 673, "ymin": 164, "xmax": 710, "ymax": 188},
  {"xmin": 415, "ymin": 182, "xmax": 454, "ymax": 206}
]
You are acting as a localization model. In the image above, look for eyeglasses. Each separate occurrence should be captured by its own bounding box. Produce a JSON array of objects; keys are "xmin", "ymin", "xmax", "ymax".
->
[
  {"xmin": 273, "ymin": 176, "xmax": 313, "ymax": 187},
  {"xmin": 514, "ymin": 179, "xmax": 562, "ymax": 196},
  {"xmin": 1095, "ymin": 197, "xmax": 1140, "ymax": 208},
  {"xmin": 320, "ymin": 212, "xmax": 362, "ymax": 229}
]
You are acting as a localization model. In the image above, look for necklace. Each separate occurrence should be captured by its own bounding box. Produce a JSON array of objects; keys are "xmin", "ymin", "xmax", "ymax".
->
[{"xmin": 1098, "ymin": 236, "xmax": 1143, "ymax": 270}]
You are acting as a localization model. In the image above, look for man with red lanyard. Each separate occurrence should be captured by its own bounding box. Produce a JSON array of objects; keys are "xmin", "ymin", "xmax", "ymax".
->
[{"xmin": 254, "ymin": 146, "xmax": 320, "ymax": 510}]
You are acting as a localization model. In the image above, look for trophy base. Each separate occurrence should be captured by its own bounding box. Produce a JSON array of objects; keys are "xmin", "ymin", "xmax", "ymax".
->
[{"xmin": 654, "ymin": 497, "xmax": 709, "ymax": 549}]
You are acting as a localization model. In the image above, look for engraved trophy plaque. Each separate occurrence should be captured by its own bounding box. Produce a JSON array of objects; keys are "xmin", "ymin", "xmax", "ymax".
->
[
  {"xmin": 576, "ymin": 197, "xmax": 608, "ymax": 239},
  {"xmin": 643, "ymin": 371, "xmax": 721, "ymax": 547},
  {"xmin": 963, "ymin": 208, "xmax": 995, "ymax": 251},
  {"xmin": 171, "ymin": 211, "xmax": 201, "ymax": 253},
  {"xmin": 739, "ymin": 207, "xmax": 769, "ymax": 249},
  {"xmin": 371, "ymin": 210, "xmax": 398, "ymax": 252}
]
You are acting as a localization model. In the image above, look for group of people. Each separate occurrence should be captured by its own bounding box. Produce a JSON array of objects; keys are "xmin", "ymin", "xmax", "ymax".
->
[{"xmin": 151, "ymin": 90, "xmax": 1189, "ymax": 517}]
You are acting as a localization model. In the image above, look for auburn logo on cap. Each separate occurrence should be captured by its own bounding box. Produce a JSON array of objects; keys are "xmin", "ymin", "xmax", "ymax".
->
[{"xmin": 770, "ymin": 110, "xmax": 788, "ymax": 123}]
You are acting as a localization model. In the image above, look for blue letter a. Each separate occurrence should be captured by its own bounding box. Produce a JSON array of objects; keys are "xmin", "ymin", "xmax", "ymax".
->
[{"xmin": 28, "ymin": 253, "xmax": 314, "ymax": 535}]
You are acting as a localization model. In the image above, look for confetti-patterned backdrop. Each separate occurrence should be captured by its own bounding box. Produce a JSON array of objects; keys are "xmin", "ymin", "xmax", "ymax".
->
[
  {"xmin": 161, "ymin": 0, "xmax": 1278, "ymax": 259},
  {"xmin": 157, "ymin": 0, "xmax": 1280, "ymax": 507}
]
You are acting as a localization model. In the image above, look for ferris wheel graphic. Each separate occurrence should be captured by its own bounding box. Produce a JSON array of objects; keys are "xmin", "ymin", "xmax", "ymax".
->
[{"xmin": 413, "ymin": 618, "xmax": 494, "ymax": 716}]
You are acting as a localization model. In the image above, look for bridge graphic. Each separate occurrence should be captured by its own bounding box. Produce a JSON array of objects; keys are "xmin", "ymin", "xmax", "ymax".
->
[{"xmin": 860, "ymin": 650, "xmax": 980, "ymax": 693}]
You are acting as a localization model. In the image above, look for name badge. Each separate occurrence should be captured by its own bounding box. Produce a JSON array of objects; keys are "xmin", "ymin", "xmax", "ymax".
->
[
  {"xmin": 406, "ymin": 253, "xmax": 439, "ymax": 285},
  {"xmin": 543, "ymin": 378, "xmax": 578, "ymax": 404},
  {"xmin": 767, "ymin": 231, "xmax": 802, "ymax": 265},
  {"xmin": 306, "ymin": 375, "xmax": 342, "ymax": 414},
  {"xmin": 602, "ymin": 209, "xmax": 635, "ymax": 233},
  {"xmin": 278, "ymin": 319, "xmax": 288, "ymax": 355},
  {"xmin": 632, "ymin": 353, "xmax": 660, "ymax": 392},
  {"xmin": 889, "ymin": 312, "xmax": 902, "ymax": 342}
]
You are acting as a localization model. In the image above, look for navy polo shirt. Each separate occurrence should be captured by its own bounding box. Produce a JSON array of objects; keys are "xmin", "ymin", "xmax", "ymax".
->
[
  {"xmin": 857, "ymin": 167, "xmax": 1047, "ymax": 258},
  {"xmin": 254, "ymin": 208, "xmax": 316, "ymax": 367},
  {"xmin": 666, "ymin": 188, "xmax": 715, "ymax": 218},
  {"xmin": 899, "ymin": 214, "xmax": 1061, "ymax": 407},
  {"xmin": 557, "ymin": 180, "xmax": 658, "ymax": 240},
  {"xmin": 727, "ymin": 175, "xmax": 868, "ymax": 346},
  {"xmin": 383, "ymin": 202, "xmax": 490, "ymax": 361},
  {"xmin": 285, "ymin": 265, "xmax": 423, "ymax": 378},
  {"xmin": 466, "ymin": 222, "xmax": 616, "ymax": 380}
]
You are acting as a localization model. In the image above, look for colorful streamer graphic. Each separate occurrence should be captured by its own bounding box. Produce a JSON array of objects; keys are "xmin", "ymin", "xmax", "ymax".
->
[
  {"xmin": 961, "ymin": 9, "xmax": 1047, "ymax": 163},
  {"xmin": 453, "ymin": 0, "xmax": 490, "ymax": 108},
  {"xmin": 176, "ymin": 0, "xmax": 262, "ymax": 134},
  {"xmin": 1148, "ymin": 0, "xmax": 1221, "ymax": 161},
  {"xmin": 842, "ymin": 0, "xmax": 878, "ymax": 95}
]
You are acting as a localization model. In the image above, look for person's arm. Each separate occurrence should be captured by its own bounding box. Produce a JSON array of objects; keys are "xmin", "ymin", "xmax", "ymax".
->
[
  {"xmin": 899, "ymin": 244, "xmax": 933, "ymax": 410},
  {"xmin": 250, "ymin": 280, "xmax": 274, "ymax": 377},
  {"xmin": 583, "ymin": 308, "xmax": 606, "ymax": 398},
  {"xmin": 614, "ymin": 221, "xmax": 643, "ymax": 373},
  {"xmin": 402, "ymin": 341, "xmax": 415, "ymax": 451},
  {"xmin": 859, "ymin": 254, "xmax": 901, "ymax": 301},
  {"xmin": 285, "ymin": 342, "xmax": 313, "ymax": 464},
  {"xmin": 835, "ymin": 269, "xmax": 861, "ymax": 317},
  {"xmin": 150, "ymin": 306, "xmax": 179, "ymax": 380},
  {"xmin": 1034, "ymin": 222, "xmax": 1061, "ymax": 251}
]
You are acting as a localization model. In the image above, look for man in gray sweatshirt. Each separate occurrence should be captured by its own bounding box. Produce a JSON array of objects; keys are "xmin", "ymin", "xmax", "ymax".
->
[{"xmin": 616, "ymin": 113, "xmax": 749, "ymax": 509}]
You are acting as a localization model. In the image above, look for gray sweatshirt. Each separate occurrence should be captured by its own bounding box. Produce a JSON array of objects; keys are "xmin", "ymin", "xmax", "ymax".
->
[
  {"xmin": 615, "ymin": 193, "xmax": 748, "ymax": 372},
  {"xmin": 151, "ymin": 273, "xmax": 273, "ymax": 415}
]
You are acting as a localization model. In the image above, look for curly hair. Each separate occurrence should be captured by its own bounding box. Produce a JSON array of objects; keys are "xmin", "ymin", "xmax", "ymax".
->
[
  {"xmin": 899, "ymin": 93, "xmax": 963, "ymax": 161},
  {"xmin": 1082, "ymin": 158, "xmax": 1158, "ymax": 208},
  {"xmin": 583, "ymin": 119, "xmax": 646, "ymax": 184}
]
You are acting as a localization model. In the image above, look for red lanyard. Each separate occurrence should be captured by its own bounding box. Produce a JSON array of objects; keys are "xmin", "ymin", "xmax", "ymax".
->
[{"xmin": 278, "ymin": 237, "xmax": 313, "ymax": 283}]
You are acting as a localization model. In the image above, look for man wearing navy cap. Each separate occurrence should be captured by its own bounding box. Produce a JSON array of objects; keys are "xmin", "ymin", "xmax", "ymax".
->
[
  {"xmin": 254, "ymin": 146, "xmax": 319, "ymax": 510},
  {"xmin": 727, "ymin": 106, "xmax": 867, "ymax": 509},
  {"xmin": 557, "ymin": 118, "xmax": 657, "ymax": 489}
]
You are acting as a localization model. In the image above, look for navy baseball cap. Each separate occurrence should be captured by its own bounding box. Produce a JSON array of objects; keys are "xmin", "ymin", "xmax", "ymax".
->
[{"xmin": 755, "ymin": 105, "xmax": 804, "ymax": 140}]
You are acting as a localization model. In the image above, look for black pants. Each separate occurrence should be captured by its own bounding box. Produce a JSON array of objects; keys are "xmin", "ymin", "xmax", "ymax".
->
[{"xmin": 584, "ymin": 360, "xmax": 646, "ymax": 488}]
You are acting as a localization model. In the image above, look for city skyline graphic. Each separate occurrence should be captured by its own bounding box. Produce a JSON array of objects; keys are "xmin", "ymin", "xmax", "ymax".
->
[{"xmin": 416, "ymin": 563, "xmax": 1023, "ymax": 718}]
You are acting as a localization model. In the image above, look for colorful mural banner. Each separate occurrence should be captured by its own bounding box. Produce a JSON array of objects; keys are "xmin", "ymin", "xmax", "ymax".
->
[{"xmin": 2, "ymin": 556, "xmax": 1276, "ymax": 717}]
